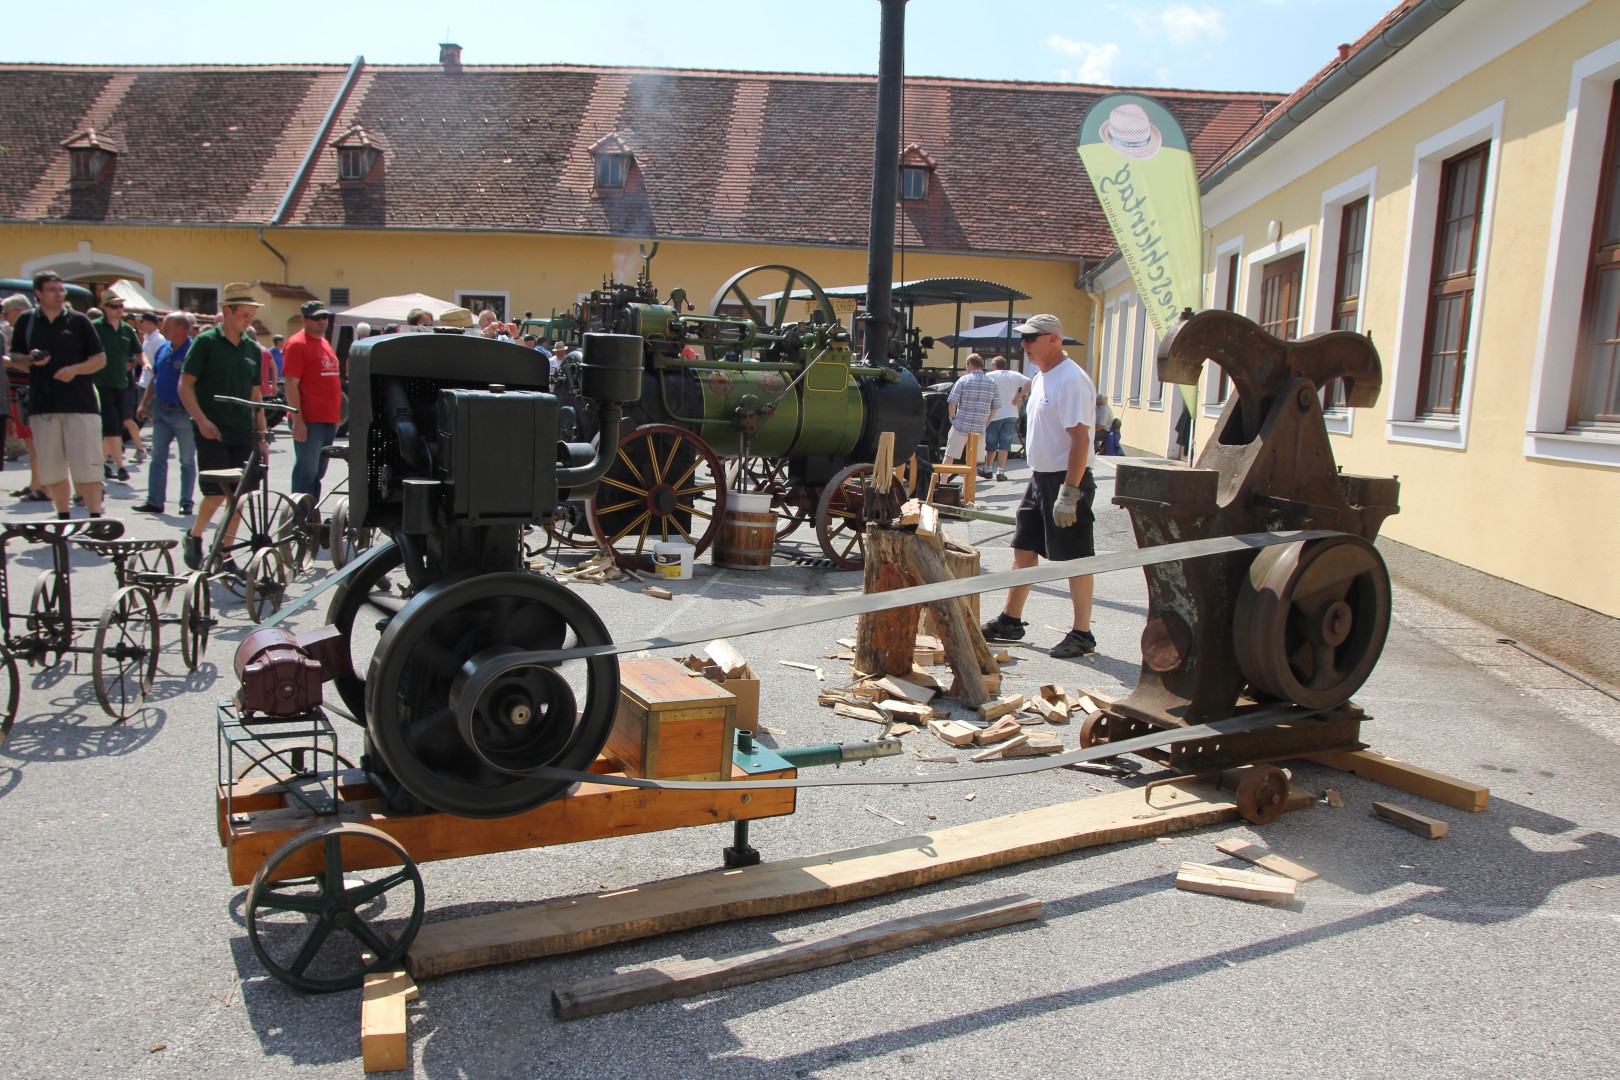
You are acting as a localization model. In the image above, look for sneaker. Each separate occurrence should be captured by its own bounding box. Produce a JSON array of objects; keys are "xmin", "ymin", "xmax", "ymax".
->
[
  {"xmin": 995, "ymin": 471, "xmax": 1009, "ymax": 482},
  {"xmin": 103, "ymin": 463, "xmax": 115, "ymax": 480},
  {"xmin": 131, "ymin": 503, "xmax": 164, "ymax": 515},
  {"xmin": 116, "ymin": 467, "xmax": 130, "ymax": 482},
  {"xmin": 981, "ymin": 612, "xmax": 1027, "ymax": 641},
  {"xmin": 180, "ymin": 502, "xmax": 194, "ymax": 515},
  {"xmin": 183, "ymin": 533, "xmax": 203, "ymax": 571},
  {"xmin": 72, "ymin": 494, "xmax": 83, "ymax": 506},
  {"xmin": 977, "ymin": 466, "xmax": 994, "ymax": 479},
  {"xmin": 1050, "ymin": 629, "xmax": 1097, "ymax": 659},
  {"xmin": 134, "ymin": 448, "xmax": 147, "ymax": 464}
]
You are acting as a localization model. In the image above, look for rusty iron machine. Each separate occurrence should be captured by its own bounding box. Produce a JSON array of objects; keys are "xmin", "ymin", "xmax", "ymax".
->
[
  {"xmin": 1079, "ymin": 308, "xmax": 1399, "ymax": 821},
  {"xmin": 545, "ymin": 250, "xmax": 927, "ymax": 570}
]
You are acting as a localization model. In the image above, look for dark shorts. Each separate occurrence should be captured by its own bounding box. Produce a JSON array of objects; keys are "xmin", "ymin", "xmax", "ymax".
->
[
  {"xmin": 195, "ymin": 427, "xmax": 258, "ymax": 496},
  {"xmin": 1011, "ymin": 469, "xmax": 1096, "ymax": 562},
  {"xmin": 99, "ymin": 387, "xmax": 129, "ymax": 438}
]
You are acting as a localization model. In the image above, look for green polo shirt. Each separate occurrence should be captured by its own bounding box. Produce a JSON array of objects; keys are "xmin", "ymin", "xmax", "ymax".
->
[
  {"xmin": 91, "ymin": 317, "xmax": 140, "ymax": 390},
  {"xmin": 182, "ymin": 326, "xmax": 261, "ymax": 432}
]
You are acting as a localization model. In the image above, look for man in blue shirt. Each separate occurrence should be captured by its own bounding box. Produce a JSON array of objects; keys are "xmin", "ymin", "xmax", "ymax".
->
[{"xmin": 130, "ymin": 311, "xmax": 197, "ymax": 516}]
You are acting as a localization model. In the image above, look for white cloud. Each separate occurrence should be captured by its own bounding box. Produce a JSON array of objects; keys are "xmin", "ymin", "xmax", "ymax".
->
[
  {"xmin": 1046, "ymin": 36, "xmax": 1122, "ymax": 84},
  {"xmin": 1131, "ymin": 5, "xmax": 1228, "ymax": 47}
]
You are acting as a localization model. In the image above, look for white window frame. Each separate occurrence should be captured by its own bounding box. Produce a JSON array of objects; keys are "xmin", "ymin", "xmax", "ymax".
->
[
  {"xmin": 1387, "ymin": 101, "xmax": 1505, "ymax": 450},
  {"xmin": 1314, "ymin": 167, "xmax": 1378, "ymax": 436},
  {"xmin": 456, "ymin": 290, "xmax": 512, "ymax": 321},
  {"xmin": 1204, "ymin": 237, "xmax": 1244, "ymax": 418},
  {"xmin": 1242, "ymin": 225, "xmax": 1313, "ymax": 329},
  {"xmin": 1111, "ymin": 298, "xmax": 1130, "ymax": 405},
  {"xmin": 1147, "ymin": 318, "xmax": 1165, "ymax": 412},
  {"xmin": 1097, "ymin": 300, "xmax": 1115, "ymax": 402},
  {"xmin": 1127, "ymin": 295, "xmax": 1148, "ymax": 408},
  {"xmin": 171, "ymin": 281, "xmax": 221, "ymax": 315},
  {"xmin": 1526, "ymin": 40, "xmax": 1620, "ymax": 468}
]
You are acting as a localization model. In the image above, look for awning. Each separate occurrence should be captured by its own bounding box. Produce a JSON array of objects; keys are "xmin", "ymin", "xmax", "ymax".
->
[{"xmin": 101, "ymin": 278, "xmax": 167, "ymax": 313}]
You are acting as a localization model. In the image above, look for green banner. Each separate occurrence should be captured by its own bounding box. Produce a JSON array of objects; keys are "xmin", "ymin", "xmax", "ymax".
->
[{"xmin": 1077, "ymin": 92, "xmax": 1204, "ymax": 341}]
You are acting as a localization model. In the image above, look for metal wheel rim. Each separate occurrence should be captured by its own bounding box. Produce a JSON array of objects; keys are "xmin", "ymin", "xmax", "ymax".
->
[
  {"xmin": 329, "ymin": 500, "xmax": 353, "ymax": 569},
  {"xmin": 814, "ymin": 463, "xmax": 903, "ymax": 571},
  {"xmin": 0, "ymin": 649, "xmax": 18, "ymax": 747},
  {"xmin": 1235, "ymin": 767, "xmax": 1290, "ymax": 825},
  {"xmin": 587, "ymin": 423, "xmax": 727, "ymax": 570},
  {"xmin": 180, "ymin": 571, "xmax": 212, "ymax": 671},
  {"xmin": 129, "ymin": 546, "xmax": 178, "ymax": 606},
  {"xmin": 26, "ymin": 569, "xmax": 66, "ymax": 668},
  {"xmin": 92, "ymin": 585, "xmax": 158, "ymax": 720},
  {"xmin": 245, "ymin": 823, "xmax": 423, "ymax": 994},
  {"xmin": 243, "ymin": 548, "xmax": 290, "ymax": 624},
  {"xmin": 326, "ymin": 542, "xmax": 405, "ymax": 725}
]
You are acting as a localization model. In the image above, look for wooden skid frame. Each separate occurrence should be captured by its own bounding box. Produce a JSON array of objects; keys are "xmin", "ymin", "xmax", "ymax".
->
[
  {"xmin": 218, "ymin": 760, "xmax": 797, "ymax": 887},
  {"xmin": 406, "ymin": 777, "xmax": 1313, "ymax": 980}
]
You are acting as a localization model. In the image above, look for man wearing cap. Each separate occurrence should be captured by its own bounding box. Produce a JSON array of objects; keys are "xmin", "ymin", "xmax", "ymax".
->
[
  {"xmin": 178, "ymin": 283, "xmax": 268, "ymax": 570},
  {"xmin": 131, "ymin": 311, "xmax": 197, "ymax": 516},
  {"xmin": 281, "ymin": 300, "xmax": 341, "ymax": 514},
  {"xmin": 5, "ymin": 271, "xmax": 106, "ymax": 518},
  {"xmin": 91, "ymin": 295, "xmax": 141, "ymax": 482},
  {"xmin": 981, "ymin": 313, "xmax": 1100, "ymax": 659}
]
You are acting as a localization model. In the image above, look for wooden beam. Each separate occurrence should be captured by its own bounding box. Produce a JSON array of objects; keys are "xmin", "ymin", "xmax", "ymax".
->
[
  {"xmin": 551, "ymin": 895, "xmax": 1042, "ymax": 1020},
  {"xmin": 407, "ymin": 779, "xmax": 1312, "ymax": 979},
  {"xmin": 361, "ymin": 969, "xmax": 412, "ymax": 1073},
  {"xmin": 1214, "ymin": 839, "xmax": 1319, "ymax": 882},
  {"xmin": 1371, "ymin": 800, "xmax": 1449, "ymax": 839},
  {"xmin": 1303, "ymin": 749, "xmax": 1487, "ymax": 812},
  {"xmin": 1175, "ymin": 862, "xmax": 1297, "ymax": 904}
]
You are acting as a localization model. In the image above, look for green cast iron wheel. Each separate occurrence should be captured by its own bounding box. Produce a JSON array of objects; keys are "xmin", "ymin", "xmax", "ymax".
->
[
  {"xmin": 245, "ymin": 823, "xmax": 423, "ymax": 994},
  {"xmin": 707, "ymin": 264, "xmax": 838, "ymax": 329}
]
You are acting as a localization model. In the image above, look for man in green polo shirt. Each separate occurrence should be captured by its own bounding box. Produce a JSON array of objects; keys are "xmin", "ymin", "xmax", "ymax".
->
[
  {"xmin": 178, "ymin": 282, "xmax": 269, "ymax": 570},
  {"xmin": 92, "ymin": 296, "xmax": 141, "ymax": 482}
]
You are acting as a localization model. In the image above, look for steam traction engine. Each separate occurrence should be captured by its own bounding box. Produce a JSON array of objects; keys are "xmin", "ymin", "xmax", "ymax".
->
[{"xmin": 551, "ymin": 257, "xmax": 927, "ymax": 569}]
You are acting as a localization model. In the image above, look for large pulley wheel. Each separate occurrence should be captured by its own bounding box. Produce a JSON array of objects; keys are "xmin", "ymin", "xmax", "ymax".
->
[
  {"xmin": 326, "ymin": 542, "xmax": 406, "ymax": 725},
  {"xmin": 814, "ymin": 463, "xmax": 905, "ymax": 571},
  {"xmin": 364, "ymin": 572, "xmax": 618, "ymax": 818},
  {"xmin": 587, "ymin": 424, "xmax": 726, "ymax": 570},
  {"xmin": 1233, "ymin": 535, "xmax": 1391, "ymax": 710},
  {"xmin": 245, "ymin": 823, "xmax": 423, "ymax": 994},
  {"xmin": 92, "ymin": 586, "xmax": 158, "ymax": 720},
  {"xmin": 708, "ymin": 264, "xmax": 838, "ymax": 329}
]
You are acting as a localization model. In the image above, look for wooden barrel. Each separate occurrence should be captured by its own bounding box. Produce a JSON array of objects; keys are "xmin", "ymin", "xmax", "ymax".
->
[{"xmin": 712, "ymin": 508, "xmax": 776, "ymax": 570}]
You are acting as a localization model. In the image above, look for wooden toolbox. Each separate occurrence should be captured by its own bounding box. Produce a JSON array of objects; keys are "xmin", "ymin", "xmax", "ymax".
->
[{"xmin": 607, "ymin": 658, "xmax": 738, "ymax": 781}]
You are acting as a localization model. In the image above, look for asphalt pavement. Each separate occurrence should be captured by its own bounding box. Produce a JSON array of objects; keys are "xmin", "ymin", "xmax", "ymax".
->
[{"xmin": 0, "ymin": 440, "xmax": 1616, "ymax": 1079}]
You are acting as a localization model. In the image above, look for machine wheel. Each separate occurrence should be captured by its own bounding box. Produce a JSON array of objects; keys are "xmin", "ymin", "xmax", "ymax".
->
[
  {"xmin": 92, "ymin": 586, "xmax": 159, "ymax": 720},
  {"xmin": 179, "ymin": 571, "xmax": 213, "ymax": 671},
  {"xmin": 326, "ymin": 543, "xmax": 406, "ymax": 725},
  {"xmin": 814, "ymin": 463, "xmax": 904, "ymax": 571},
  {"xmin": 275, "ymin": 495, "xmax": 317, "ymax": 574},
  {"xmin": 0, "ymin": 648, "xmax": 19, "ymax": 748},
  {"xmin": 1076, "ymin": 711, "xmax": 1117, "ymax": 761},
  {"xmin": 245, "ymin": 823, "xmax": 423, "ymax": 994},
  {"xmin": 26, "ymin": 569, "xmax": 68, "ymax": 668},
  {"xmin": 365, "ymin": 572, "xmax": 619, "ymax": 818},
  {"xmin": 707, "ymin": 264, "xmax": 837, "ymax": 329},
  {"xmin": 233, "ymin": 745, "xmax": 357, "ymax": 781},
  {"xmin": 328, "ymin": 499, "xmax": 376, "ymax": 570},
  {"xmin": 1233, "ymin": 766, "xmax": 1290, "ymax": 826},
  {"xmin": 243, "ymin": 548, "xmax": 290, "ymax": 624},
  {"xmin": 734, "ymin": 457, "xmax": 811, "ymax": 540},
  {"xmin": 236, "ymin": 490, "xmax": 306, "ymax": 585},
  {"xmin": 587, "ymin": 424, "xmax": 727, "ymax": 570},
  {"xmin": 124, "ymin": 546, "xmax": 178, "ymax": 606},
  {"xmin": 1233, "ymin": 536, "xmax": 1391, "ymax": 710}
]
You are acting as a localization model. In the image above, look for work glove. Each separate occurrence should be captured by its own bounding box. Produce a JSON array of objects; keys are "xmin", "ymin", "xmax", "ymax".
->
[{"xmin": 1052, "ymin": 483, "xmax": 1083, "ymax": 528}]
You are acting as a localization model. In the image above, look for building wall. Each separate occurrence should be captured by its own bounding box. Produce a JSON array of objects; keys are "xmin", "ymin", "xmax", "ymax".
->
[
  {"xmin": 0, "ymin": 222, "xmax": 1091, "ymax": 366},
  {"xmin": 1104, "ymin": 0, "xmax": 1620, "ymax": 621}
]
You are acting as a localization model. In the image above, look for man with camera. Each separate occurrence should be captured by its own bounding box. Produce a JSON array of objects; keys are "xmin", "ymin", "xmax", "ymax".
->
[{"xmin": 5, "ymin": 271, "xmax": 106, "ymax": 518}]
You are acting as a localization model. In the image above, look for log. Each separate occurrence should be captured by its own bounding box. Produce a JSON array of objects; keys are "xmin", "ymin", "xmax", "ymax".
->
[
  {"xmin": 921, "ymin": 536, "xmax": 982, "ymax": 639},
  {"xmin": 551, "ymin": 895, "xmax": 1042, "ymax": 1020}
]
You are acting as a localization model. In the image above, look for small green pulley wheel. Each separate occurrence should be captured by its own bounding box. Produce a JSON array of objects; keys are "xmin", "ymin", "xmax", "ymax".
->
[{"xmin": 245, "ymin": 823, "xmax": 424, "ymax": 994}]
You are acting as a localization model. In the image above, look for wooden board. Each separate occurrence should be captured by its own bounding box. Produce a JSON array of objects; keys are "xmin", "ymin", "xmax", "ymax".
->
[
  {"xmin": 1175, "ymin": 862, "xmax": 1297, "ymax": 904},
  {"xmin": 361, "ymin": 969, "xmax": 412, "ymax": 1072},
  {"xmin": 407, "ymin": 778, "xmax": 1312, "ymax": 980},
  {"xmin": 1371, "ymin": 800, "xmax": 1449, "ymax": 839},
  {"xmin": 1214, "ymin": 839, "xmax": 1319, "ymax": 882},
  {"xmin": 551, "ymin": 894, "xmax": 1041, "ymax": 1020},
  {"xmin": 1302, "ymin": 749, "xmax": 1487, "ymax": 813}
]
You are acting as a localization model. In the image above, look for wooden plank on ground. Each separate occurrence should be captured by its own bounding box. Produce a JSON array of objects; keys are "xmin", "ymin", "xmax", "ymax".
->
[
  {"xmin": 551, "ymin": 894, "xmax": 1042, "ymax": 1020},
  {"xmin": 1175, "ymin": 862, "xmax": 1297, "ymax": 904},
  {"xmin": 408, "ymin": 779, "xmax": 1311, "ymax": 979},
  {"xmin": 1303, "ymin": 749, "xmax": 1487, "ymax": 812},
  {"xmin": 361, "ymin": 969, "xmax": 412, "ymax": 1072},
  {"xmin": 1371, "ymin": 800, "xmax": 1449, "ymax": 839},
  {"xmin": 928, "ymin": 719, "xmax": 979, "ymax": 747},
  {"xmin": 1214, "ymin": 839, "xmax": 1319, "ymax": 882},
  {"xmin": 874, "ymin": 676, "xmax": 936, "ymax": 704}
]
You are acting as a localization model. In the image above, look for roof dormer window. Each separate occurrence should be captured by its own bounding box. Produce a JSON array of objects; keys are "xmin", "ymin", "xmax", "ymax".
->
[
  {"xmin": 339, "ymin": 147, "xmax": 371, "ymax": 180},
  {"xmin": 62, "ymin": 129, "xmax": 118, "ymax": 184},
  {"xmin": 899, "ymin": 143, "xmax": 938, "ymax": 202},
  {"xmin": 589, "ymin": 132, "xmax": 635, "ymax": 190},
  {"xmin": 332, "ymin": 125, "xmax": 385, "ymax": 183}
]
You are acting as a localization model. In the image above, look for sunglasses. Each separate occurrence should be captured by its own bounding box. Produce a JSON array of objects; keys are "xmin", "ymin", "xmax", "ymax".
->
[
  {"xmin": 1020, "ymin": 331, "xmax": 1044, "ymax": 343},
  {"xmin": 103, "ymin": 302, "xmax": 125, "ymax": 308}
]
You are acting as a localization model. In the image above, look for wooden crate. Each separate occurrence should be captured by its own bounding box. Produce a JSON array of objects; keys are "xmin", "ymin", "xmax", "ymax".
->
[{"xmin": 607, "ymin": 658, "xmax": 737, "ymax": 781}]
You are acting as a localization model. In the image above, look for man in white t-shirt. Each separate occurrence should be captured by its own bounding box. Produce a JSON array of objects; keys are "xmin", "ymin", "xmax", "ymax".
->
[
  {"xmin": 980, "ymin": 313, "xmax": 1100, "ymax": 659},
  {"xmin": 983, "ymin": 356, "xmax": 1031, "ymax": 481}
]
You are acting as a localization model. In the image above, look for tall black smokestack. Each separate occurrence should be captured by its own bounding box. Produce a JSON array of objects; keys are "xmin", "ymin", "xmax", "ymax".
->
[{"xmin": 864, "ymin": 0, "xmax": 907, "ymax": 364}]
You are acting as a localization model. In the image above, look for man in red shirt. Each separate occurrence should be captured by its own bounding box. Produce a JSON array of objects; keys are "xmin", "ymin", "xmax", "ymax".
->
[{"xmin": 280, "ymin": 300, "xmax": 341, "ymax": 511}]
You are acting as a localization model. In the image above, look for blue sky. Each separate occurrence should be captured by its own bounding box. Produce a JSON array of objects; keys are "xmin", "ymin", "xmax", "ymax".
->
[{"xmin": 6, "ymin": 0, "xmax": 1398, "ymax": 94}]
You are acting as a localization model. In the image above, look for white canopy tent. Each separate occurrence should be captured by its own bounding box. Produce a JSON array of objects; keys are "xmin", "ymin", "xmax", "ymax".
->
[
  {"xmin": 330, "ymin": 292, "xmax": 460, "ymax": 329},
  {"xmin": 101, "ymin": 278, "xmax": 167, "ymax": 313}
]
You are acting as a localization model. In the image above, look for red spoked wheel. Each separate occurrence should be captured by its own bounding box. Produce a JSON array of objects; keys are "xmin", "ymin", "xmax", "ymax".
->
[{"xmin": 587, "ymin": 424, "xmax": 727, "ymax": 570}]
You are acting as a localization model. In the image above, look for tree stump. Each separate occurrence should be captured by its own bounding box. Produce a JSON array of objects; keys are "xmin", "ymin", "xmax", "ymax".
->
[
  {"xmin": 855, "ymin": 526, "xmax": 998, "ymax": 706},
  {"xmin": 921, "ymin": 537, "xmax": 981, "ymax": 640}
]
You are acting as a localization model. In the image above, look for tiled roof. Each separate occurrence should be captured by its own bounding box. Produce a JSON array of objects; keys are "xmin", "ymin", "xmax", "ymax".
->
[{"xmin": 0, "ymin": 62, "xmax": 1281, "ymax": 260}]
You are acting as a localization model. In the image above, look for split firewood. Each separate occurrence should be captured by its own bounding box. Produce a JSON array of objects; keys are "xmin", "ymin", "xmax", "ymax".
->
[
  {"xmin": 976, "ymin": 694, "xmax": 1026, "ymax": 722},
  {"xmin": 897, "ymin": 499, "xmax": 922, "ymax": 528},
  {"xmin": 973, "ymin": 717, "xmax": 1022, "ymax": 745},
  {"xmin": 874, "ymin": 675, "xmax": 936, "ymax": 704},
  {"xmin": 876, "ymin": 699, "xmax": 933, "ymax": 720},
  {"xmin": 837, "ymin": 638, "xmax": 857, "ymax": 649},
  {"xmin": 834, "ymin": 703, "xmax": 885, "ymax": 724},
  {"xmin": 915, "ymin": 501, "xmax": 940, "ymax": 537},
  {"xmin": 929, "ymin": 719, "xmax": 979, "ymax": 747},
  {"xmin": 1029, "ymin": 694, "xmax": 1067, "ymax": 724},
  {"xmin": 1175, "ymin": 863, "xmax": 1297, "ymax": 905},
  {"xmin": 1214, "ymin": 840, "xmax": 1320, "ymax": 882},
  {"xmin": 994, "ymin": 650, "xmax": 1013, "ymax": 664},
  {"xmin": 1001, "ymin": 736, "xmax": 1063, "ymax": 757},
  {"xmin": 704, "ymin": 640, "xmax": 751, "ymax": 677},
  {"xmin": 907, "ymin": 668, "xmax": 942, "ymax": 692},
  {"xmin": 642, "ymin": 586, "xmax": 674, "ymax": 600},
  {"xmin": 1371, "ymin": 801, "xmax": 1449, "ymax": 839},
  {"xmin": 883, "ymin": 722, "xmax": 918, "ymax": 737},
  {"xmin": 972, "ymin": 735, "xmax": 1026, "ymax": 762}
]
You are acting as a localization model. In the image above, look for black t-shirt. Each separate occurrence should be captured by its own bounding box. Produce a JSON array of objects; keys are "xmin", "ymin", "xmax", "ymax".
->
[{"xmin": 11, "ymin": 307, "xmax": 103, "ymax": 415}]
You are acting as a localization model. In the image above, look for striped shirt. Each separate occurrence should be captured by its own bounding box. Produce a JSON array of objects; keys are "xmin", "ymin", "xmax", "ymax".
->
[{"xmin": 946, "ymin": 369, "xmax": 998, "ymax": 434}]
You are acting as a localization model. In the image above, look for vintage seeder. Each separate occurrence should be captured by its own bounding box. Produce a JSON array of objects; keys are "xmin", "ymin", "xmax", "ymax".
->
[{"xmin": 214, "ymin": 308, "xmax": 1409, "ymax": 995}]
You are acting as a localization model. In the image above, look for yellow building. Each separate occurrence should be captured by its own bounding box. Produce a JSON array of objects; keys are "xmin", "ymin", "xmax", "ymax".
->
[{"xmin": 1091, "ymin": 0, "xmax": 1620, "ymax": 680}]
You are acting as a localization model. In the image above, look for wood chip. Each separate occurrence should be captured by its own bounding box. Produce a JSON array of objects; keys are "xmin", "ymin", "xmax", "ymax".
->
[
  {"xmin": 973, "ymin": 717, "xmax": 1022, "ymax": 746},
  {"xmin": 964, "ymin": 793, "xmax": 976, "ymax": 801},
  {"xmin": 642, "ymin": 586, "xmax": 673, "ymax": 600},
  {"xmin": 780, "ymin": 660, "xmax": 820, "ymax": 672},
  {"xmin": 972, "ymin": 735, "xmax": 1027, "ymax": 761},
  {"xmin": 1175, "ymin": 862, "xmax": 1297, "ymax": 905},
  {"xmin": 928, "ymin": 719, "xmax": 979, "ymax": 747},
  {"xmin": 1324, "ymin": 788, "xmax": 1345, "ymax": 808},
  {"xmin": 876, "ymin": 699, "xmax": 933, "ymax": 719},
  {"xmin": 1000, "ymin": 736, "xmax": 1062, "ymax": 757},
  {"xmin": 976, "ymin": 694, "xmax": 1026, "ymax": 722},
  {"xmin": 834, "ymin": 703, "xmax": 885, "ymax": 724},
  {"xmin": 864, "ymin": 805, "xmax": 906, "ymax": 826}
]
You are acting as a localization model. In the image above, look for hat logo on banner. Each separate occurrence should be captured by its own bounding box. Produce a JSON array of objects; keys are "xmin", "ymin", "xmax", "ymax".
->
[{"xmin": 1099, "ymin": 103, "xmax": 1163, "ymax": 160}]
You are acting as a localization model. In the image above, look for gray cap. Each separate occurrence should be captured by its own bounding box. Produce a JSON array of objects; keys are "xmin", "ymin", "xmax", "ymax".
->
[{"xmin": 1013, "ymin": 313, "xmax": 1064, "ymax": 338}]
